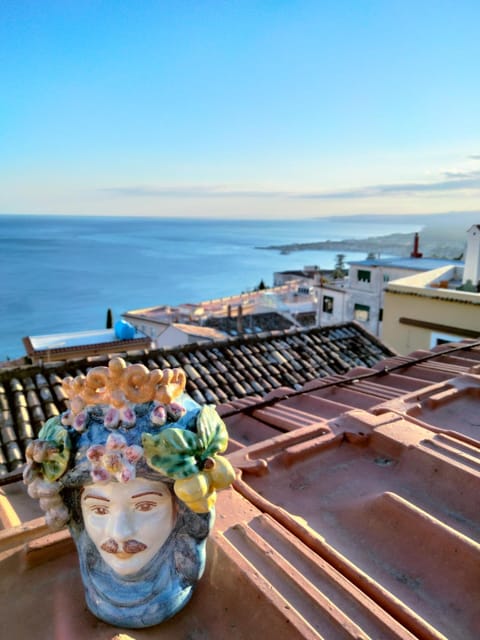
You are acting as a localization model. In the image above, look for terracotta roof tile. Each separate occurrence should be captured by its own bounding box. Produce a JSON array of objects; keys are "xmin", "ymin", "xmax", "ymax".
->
[
  {"xmin": 216, "ymin": 340, "xmax": 480, "ymax": 639},
  {"xmin": 0, "ymin": 322, "xmax": 393, "ymax": 475}
]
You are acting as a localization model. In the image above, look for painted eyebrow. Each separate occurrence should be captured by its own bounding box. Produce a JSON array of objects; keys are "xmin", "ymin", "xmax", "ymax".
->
[
  {"xmin": 83, "ymin": 494, "xmax": 110, "ymax": 502},
  {"xmin": 131, "ymin": 491, "xmax": 165, "ymax": 499}
]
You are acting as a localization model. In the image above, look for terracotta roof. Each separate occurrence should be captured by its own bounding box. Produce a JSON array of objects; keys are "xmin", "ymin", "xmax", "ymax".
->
[
  {"xmin": 169, "ymin": 323, "xmax": 227, "ymax": 340},
  {"xmin": 0, "ymin": 322, "xmax": 393, "ymax": 475},
  {"xmin": 204, "ymin": 310, "xmax": 294, "ymax": 334},
  {"xmin": 217, "ymin": 338, "xmax": 480, "ymax": 640},
  {"xmin": 295, "ymin": 311, "xmax": 317, "ymax": 326},
  {"xmin": 22, "ymin": 333, "xmax": 152, "ymax": 363},
  {"xmin": 1, "ymin": 339, "xmax": 479, "ymax": 638}
]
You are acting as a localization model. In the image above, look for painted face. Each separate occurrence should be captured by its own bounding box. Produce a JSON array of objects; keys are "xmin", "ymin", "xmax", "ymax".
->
[{"xmin": 81, "ymin": 477, "xmax": 175, "ymax": 576}]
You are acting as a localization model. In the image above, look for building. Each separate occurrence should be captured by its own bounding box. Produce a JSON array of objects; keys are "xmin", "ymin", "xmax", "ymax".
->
[
  {"xmin": 272, "ymin": 242, "xmax": 463, "ymax": 336},
  {"xmin": 462, "ymin": 223, "xmax": 480, "ymax": 287},
  {"xmin": 22, "ymin": 327, "xmax": 152, "ymax": 364},
  {"xmin": 381, "ymin": 224, "xmax": 480, "ymax": 353},
  {"xmin": 153, "ymin": 323, "xmax": 227, "ymax": 348},
  {"xmin": 382, "ymin": 263, "xmax": 480, "ymax": 353},
  {"xmin": 346, "ymin": 253, "xmax": 463, "ymax": 336},
  {"xmin": 123, "ymin": 283, "xmax": 317, "ymax": 345},
  {"xmin": 122, "ymin": 304, "xmax": 205, "ymax": 341},
  {"xmin": 273, "ymin": 265, "xmax": 349, "ymax": 328}
]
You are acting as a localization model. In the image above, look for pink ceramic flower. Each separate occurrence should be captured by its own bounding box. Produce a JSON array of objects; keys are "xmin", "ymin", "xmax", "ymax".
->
[
  {"xmin": 167, "ymin": 402, "xmax": 186, "ymax": 422},
  {"xmin": 91, "ymin": 467, "xmax": 110, "ymax": 483},
  {"xmin": 104, "ymin": 407, "xmax": 120, "ymax": 429},
  {"xmin": 62, "ymin": 405, "xmax": 89, "ymax": 431},
  {"xmin": 120, "ymin": 406, "xmax": 136, "ymax": 428},
  {"xmin": 151, "ymin": 403, "xmax": 167, "ymax": 426},
  {"xmin": 73, "ymin": 410, "xmax": 89, "ymax": 432},
  {"xmin": 86, "ymin": 444, "xmax": 105, "ymax": 462},
  {"xmin": 86, "ymin": 433, "xmax": 143, "ymax": 484},
  {"xmin": 61, "ymin": 409, "xmax": 74, "ymax": 427},
  {"xmin": 106, "ymin": 433, "xmax": 126, "ymax": 450},
  {"xmin": 124, "ymin": 445, "xmax": 143, "ymax": 464}
]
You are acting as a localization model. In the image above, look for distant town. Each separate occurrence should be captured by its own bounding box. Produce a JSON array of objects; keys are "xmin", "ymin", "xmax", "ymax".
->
[{"xmin": 9, "ymin": 222, "xmax": 479, "ymax": 369}]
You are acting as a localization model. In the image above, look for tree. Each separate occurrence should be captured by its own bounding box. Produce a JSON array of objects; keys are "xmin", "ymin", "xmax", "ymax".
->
[
  {"xmin": 332, "ymin": 254, "xmax": 347, "ymax": 279},
  {"xmin": 106, "ymin": 308, "xmax": 113, "ymax": 329}
]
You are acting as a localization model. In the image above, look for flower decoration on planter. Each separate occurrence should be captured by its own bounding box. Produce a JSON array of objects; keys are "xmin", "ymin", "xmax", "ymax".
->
[
  {"xmin": 24, "ymin": 357, "xmax": 236, "ymax": 525},
  {"xmin": 61, "ymin": 356, "xmax": 187, "ymax": 430},
  {"xmin": 87, "ymin": 433, "xmax": 143, "ymax": 484}
]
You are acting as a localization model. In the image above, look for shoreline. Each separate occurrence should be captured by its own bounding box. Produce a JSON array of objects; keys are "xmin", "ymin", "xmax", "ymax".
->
[{"xmin": 257, "ymin": 229, "xmax": 465, "ymax": 260}]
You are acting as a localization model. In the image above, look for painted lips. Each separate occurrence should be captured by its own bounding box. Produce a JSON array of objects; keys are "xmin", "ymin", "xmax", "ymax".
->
[{"xmin": 101, "ymin": 538, "xmax": 148, "ymax": 555}]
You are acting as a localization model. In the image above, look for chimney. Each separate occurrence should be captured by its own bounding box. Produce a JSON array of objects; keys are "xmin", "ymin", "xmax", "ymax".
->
[
  {"xmin": 462, "ymin": 224, "xmax": 480, "ymax": 285},
  {"xmin": 410, "ymin": 232, "xmax": 423, "ymax": 258},
  {"xmin": 236, "ymin": 304, "xmax": 243, "ymax": 334}
]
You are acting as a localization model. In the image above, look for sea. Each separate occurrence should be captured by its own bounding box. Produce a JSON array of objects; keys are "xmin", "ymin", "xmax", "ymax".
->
[{"xmin": 0, "ymin": 214, "xmax": 421, "ymax": 360}]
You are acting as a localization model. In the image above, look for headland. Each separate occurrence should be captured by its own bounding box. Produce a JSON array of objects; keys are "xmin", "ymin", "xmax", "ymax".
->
[{"xmin": 258, "ymin": 211, "xmax": 479, "ymax": 259}]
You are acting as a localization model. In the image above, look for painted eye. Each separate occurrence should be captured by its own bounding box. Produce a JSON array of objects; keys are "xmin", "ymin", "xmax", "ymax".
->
[
  {"xmin": 91, "ymin": 505, "xmax": 109, "ymax": 516},
  {"xmin": 134, "ymin": 501, "xmax": 157, "ymax": 512}
]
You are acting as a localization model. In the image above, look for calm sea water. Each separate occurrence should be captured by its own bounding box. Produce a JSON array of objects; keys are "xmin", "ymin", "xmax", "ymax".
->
[{"xmin": 0, "ymin": 215, "xmax": 420, "ymax": 359}]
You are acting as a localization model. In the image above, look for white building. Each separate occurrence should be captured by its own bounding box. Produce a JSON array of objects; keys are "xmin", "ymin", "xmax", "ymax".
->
[
  {"xmin": 462, "ymin": 224, "xmax": 480, "ymax": 287},
  {"xmin": 272, "ymin": 255, "xmax": 462, "ymax": 335},
  {"xmin": 346, "ymin": 255, "xmax": 463, "ymax": 335},
  {"xmin": 152, "ymin": 324, "xmax": 227, "ymax": 349}
]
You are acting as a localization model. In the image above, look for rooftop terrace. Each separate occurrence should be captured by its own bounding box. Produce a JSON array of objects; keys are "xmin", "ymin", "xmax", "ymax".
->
[{"xmin": 1, "ymin": 337, "xmax": 479, "ymax": 639}]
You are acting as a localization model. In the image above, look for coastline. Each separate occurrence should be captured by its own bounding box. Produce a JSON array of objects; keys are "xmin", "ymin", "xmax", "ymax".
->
[{"xmin": 258, "ymin": 228, "xmax": 466, "ymax": 260}]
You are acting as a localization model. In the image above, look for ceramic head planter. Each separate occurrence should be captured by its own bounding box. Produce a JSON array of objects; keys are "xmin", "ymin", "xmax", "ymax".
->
[{"xmin": 23, "ymin": 357, "xmax": 235, "ymax": 628}]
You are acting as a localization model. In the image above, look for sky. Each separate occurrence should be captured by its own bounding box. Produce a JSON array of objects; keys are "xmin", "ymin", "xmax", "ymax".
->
[{"xmin": 1, "ymin": 0, "xmax": 479, "ymax": 219}]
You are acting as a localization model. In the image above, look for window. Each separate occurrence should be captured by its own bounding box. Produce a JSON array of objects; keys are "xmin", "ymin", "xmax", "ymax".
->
[
  {"xmin": 378, "ymin": 308, "xmax": 383, "ymax": 322},
  {"xmin": 430, "ymin": 332, "xmax": 463, "ymax": 348},
  {"xmin": 357, "ymin": 269, "xmax": 371, "ymax": 283},
  {"xmin": 298, "ymin": 286, "xmax": 312, "ymax": 295},
  {"xmin": 354, "ymin": 303, "xmax": 370, "ymax": 322},
  {"xmin": 322, "ymin": 295, "xmax": 334, "ymax": 314}
]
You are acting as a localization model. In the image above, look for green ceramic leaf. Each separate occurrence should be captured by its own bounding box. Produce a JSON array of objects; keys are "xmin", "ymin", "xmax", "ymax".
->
[
  {"xmin": 142, "ymin": 407, "xmax": 229, "ymax": 479},
  {"xmin": 161, "ymin": 428, "xmax": 198, "ymax": 454},
  {"xmin": 196, "ymin": 405, "xmax": 228, "ymax": 457},
  {"xmin": 37, "ymin": 416, "xmax": 72, "ymax": 482},
  {"xmin": 142, "ymin": 430, "xmax": 199, "ymax": 479},
  {"xmin": 150, "ymin": 453, "xmax": 199, "ymax": 479}
]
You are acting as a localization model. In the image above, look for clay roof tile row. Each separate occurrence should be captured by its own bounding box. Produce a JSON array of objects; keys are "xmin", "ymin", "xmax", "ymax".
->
[
  {"xmin": 0, "ymin": 322, "xmax": 393, "ymax": 475},
  {"xmin": 218, "ymin": 338, "xmax": 480, "ymax": 640}
]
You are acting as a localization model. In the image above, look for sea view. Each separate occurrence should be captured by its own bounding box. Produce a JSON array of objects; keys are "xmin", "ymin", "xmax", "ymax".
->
[{"xmin": 0, "ymin": 214, "xmax": 421, "ymax": 360}]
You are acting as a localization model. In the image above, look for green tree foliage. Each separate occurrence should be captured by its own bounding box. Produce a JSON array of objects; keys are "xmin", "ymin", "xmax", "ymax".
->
[{"xmin": 332, "ymin": 254, "xmax": 347, "ymax": 279}]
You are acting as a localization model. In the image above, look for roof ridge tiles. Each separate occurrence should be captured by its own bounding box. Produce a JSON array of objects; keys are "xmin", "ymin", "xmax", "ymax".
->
[{"xmin": 0, "ymin": 322, "xmax": 401, "ymax": 474}]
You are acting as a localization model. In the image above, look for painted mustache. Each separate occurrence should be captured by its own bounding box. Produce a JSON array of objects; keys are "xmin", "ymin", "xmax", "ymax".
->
[{"xmin": 101, "ymin": 538, "xmax": 147, "ymax": 554}]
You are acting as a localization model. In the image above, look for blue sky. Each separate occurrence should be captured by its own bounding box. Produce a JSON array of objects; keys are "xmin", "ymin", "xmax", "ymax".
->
[{"xmin": 1, "ymin": 0, "xmax": 479, "ymax": 218}]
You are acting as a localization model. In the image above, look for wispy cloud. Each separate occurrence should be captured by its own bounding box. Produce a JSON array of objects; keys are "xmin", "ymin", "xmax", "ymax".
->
[
  {"xmin": 101, "ymin": 170, "xmax": 480, "ymax": 202},
  {"xmin": 293, "ymin": 171, "xmax": 480, "ymax": 200},
  {"xmin": 443, "ymin": 170, "xmax": 474, "ymax": 179},
  {"xmin": 469, "ymin": 154, "xmax": 480, "ymax": 160},
  {"xmin": 101, "ymin": 185, "xmax": 284, "ymax": 198}
]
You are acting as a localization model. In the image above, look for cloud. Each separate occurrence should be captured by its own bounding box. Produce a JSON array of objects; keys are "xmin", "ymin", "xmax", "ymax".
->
[
  {"xmin": 443, "ymin": 170, "xmax": 473, "ymax": 179},
  {"xmin": 100, "ymin": 170, "xmax": 480, "ymax": 203},
  {"xmin": 294, "ymin": 171, "xmax": 480, "ymax": 200},
  {"xmin": 101, "ymin": 185, "xmax": 284, "ymax": 198},
  {"xmin": 469, "ymin": 154, "xmax": 480, "ymax": 160}
]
